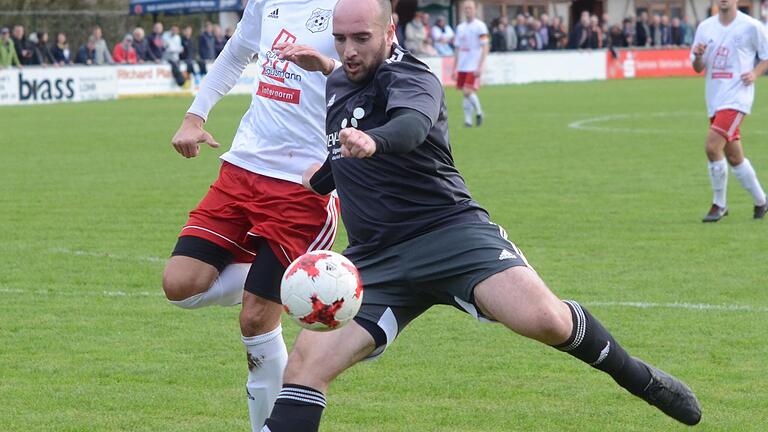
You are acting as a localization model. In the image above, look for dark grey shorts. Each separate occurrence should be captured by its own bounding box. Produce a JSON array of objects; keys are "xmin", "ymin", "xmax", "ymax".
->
[{"xmin": 350, "ymin": 222, "xmax": 530, "ymax": 359}]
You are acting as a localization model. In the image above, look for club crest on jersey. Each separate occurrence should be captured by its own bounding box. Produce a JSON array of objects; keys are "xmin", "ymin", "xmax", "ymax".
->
[
  {"xmin": 341, "ymin": 107, "xmax": 365, "ymax": 128},
  {"xmin": 306, "ymin": 8, "xmax": 332, "ymax": 33}
]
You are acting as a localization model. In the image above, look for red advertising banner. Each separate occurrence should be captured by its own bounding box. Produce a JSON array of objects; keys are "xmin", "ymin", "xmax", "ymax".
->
[{"xmin": 607, "ymin": 49, "xmax": 701, "ymax": 79}]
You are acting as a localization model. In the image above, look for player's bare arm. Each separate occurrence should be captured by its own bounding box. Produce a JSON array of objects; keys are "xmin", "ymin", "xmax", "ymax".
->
[
  {"xmin": 741, "ymin": 59, "xmax": 768, "ymax": 85},
  {"xmin": 476, "ymin": 35, "xmax": 489, "ymax": 77},
  {"xmin": 692, "ymin": 43, "xmax": 707, "ymax": 73},
  {"xmin": 171, "ymin": 113, "xmax": 221, "ymax": 158},
  {"xmin": 276, "ymin": 42, "xmax": 336, "ymax": 75},
  {"xmin": 302, "ymin": 162, "xmax": 324, "ymax": 192}
]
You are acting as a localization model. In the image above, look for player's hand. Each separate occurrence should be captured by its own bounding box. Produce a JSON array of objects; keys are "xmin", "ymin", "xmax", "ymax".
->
[
  {"xmin": 339, "ymin": 128, "xmax": 376, "ymax": 158},
  {"xmin": 171, "ymin": 113, "xmax": 221, "ymax": 158},
  {"xmin": 693, "ymin": 43, "xmax": 707, "ymax": 57},
  {"xmin": 451, "ymin": 69, "xmax": 457, "ymax": 81},
  {"xmin": 302, "ymin": 162, "xmax": 323, "ymax": 192},
  {"xmin": 475, "ymin": 67, "xmax": 483, "ymax": 78},
  {"xmin": 275, "ymin": 42, "xmax": 335, "ymax": 75},
  {"xmin": 741, "ymin": 71, "xmax": 757, "ymax": 85}
]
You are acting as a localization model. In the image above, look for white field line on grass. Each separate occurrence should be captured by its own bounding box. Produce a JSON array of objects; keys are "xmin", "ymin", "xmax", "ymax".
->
[
  {"xmin": 48, "ymin": 247, "xmax": 165, "ymax": 264},
  {"xmin": 568, "ymin": 112, "xmax": 768, "ymax": 135},
  {"xmin": 0, "ymin": 286, "xmax": 765, "ymax": 312}
]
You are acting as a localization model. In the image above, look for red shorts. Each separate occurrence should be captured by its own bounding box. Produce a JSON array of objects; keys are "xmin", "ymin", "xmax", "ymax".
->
[
  {"xmin": 456, "ymin": 72, "xmax": 481, "ymax": 91},
  {"xmin": 180, "ymin": 162, "xmax": 339, "ymax": 267},
  {"xmin": 709, "ymin": 109, "xmax": 745, "ymax": 143}
]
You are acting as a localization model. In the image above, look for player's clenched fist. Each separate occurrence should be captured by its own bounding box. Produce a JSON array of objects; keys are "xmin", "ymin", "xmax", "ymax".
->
[
  {"xmin": 339, "ymin": 128, "xmax": 376, "ymax": 158},
  {"xmin": 692, "ymin": 43, "xmax": 707, "ymax": 57},
  {"xmin": 171, "ymin": 113, "xmax": 221, "ymax": 158}
]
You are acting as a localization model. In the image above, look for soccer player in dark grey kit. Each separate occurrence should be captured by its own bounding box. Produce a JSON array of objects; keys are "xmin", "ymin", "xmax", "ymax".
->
[{"xmin": 264, "ymin": 0, "xmax": 702, "ymax": 429}]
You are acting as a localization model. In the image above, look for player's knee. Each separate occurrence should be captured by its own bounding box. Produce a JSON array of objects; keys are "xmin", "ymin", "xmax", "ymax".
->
[
  {"xmin": 725, "ymin": 152, "xmax": 743, "ymax": 167},
  {"xmin": 534, "ymin": 302, "xmax": 573, "ymax": 345},
  {"xmin": 283, "ymin": 343, "xmax": 333, "ymax": 388},
  {"xmin": 239, "ymin": 297, "xmax": 282, "ymax": 336},
  {"xmin": 162, "ymin": 267, "xmax": 208, "ymax": 302},
  {"xmin": 462, "ymin": 88, "xmax": 473, "ymax": 97}
]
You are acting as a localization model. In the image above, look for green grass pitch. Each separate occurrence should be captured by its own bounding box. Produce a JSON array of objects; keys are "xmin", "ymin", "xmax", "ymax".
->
[{"xmin": 1, "ymin": 77, "xmax": 767, "ymax": 431}]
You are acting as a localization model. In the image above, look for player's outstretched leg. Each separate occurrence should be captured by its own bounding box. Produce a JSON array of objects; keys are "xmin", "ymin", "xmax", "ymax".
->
[
  {"xmin": 462, "ymin": 89, "xmax": 475, "ymax": 127},
  {"xmin": 468, "ymin": 90, "xmax": 483, "ymax": 126},
  {"xmin": 473, "ymin": 266, "xmax": 702, "ymax": 425},
  {"xmin": 240, "ymin": 241, "xmax": 291, "ymax": 431},
  {"xmin": 703, "ymin": 130, "xmax": 729, "ymax": 222},
  {"xmin": 261, "ymin": 322, "xmax": 377, "ymax": 432},
  {"xmin": 724, "ymin": 140, "xmax": 767, "ymax": 219},
  {"xmin": 162, "ymin": 237, "xmax": 249, "ymax": 308}
]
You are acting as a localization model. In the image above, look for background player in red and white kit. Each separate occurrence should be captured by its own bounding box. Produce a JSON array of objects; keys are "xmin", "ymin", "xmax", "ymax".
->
[
  {"xmin": 692, "ymin": 0, "xmax": 768, "ymax": 222},
  {"xmin": 452, "ymin": 0, "xmax": 489, "ymax": 128},
  {"xmin": 164, "ymin": 1, "xmax": 339, "ymax": 429}
]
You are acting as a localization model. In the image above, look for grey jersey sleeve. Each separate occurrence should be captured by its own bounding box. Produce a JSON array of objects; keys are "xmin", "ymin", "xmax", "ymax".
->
[{"xmin": 378, "ymin": 62, "xmax": 442, "ymax": 127}]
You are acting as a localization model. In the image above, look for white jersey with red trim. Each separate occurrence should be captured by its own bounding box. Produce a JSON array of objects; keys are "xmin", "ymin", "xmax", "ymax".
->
[
  {"xmin": 454, "ymin": 18, "xmax": 488, "ymax": 72},
  {"xmin": 189, "ymin": 0, "xmax": 338, "ymax": 184},
  {"xmin": 692, "ymin": 11, "xmax": 768, "ymax": 117}
]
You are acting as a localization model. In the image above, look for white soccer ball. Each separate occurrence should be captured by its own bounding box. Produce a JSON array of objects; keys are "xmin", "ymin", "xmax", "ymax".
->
[{"xmin": 281, "ymin": 250, "xmax": 363, "ymax": 331}]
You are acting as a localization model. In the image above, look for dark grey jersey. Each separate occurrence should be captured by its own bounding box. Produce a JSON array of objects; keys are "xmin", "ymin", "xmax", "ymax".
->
[{"xmin": 325, "ymin": 45, "xmax": 488, "ymax": 260}]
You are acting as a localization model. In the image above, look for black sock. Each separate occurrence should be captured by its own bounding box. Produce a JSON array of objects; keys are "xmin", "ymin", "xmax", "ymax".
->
[
  {"xmin": 263, "ymin": 384, "xmax": 326, "ymax": 432},
  {"xmin": 554, "ymin": 300, "xmax": 652, "ymax": 396}
]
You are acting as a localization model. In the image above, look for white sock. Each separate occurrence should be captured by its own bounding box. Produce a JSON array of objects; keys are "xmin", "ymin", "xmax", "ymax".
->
[
  {"xmin": 169, "ymin": 263, "xmax": 249, "ymax": 309},
  {"xmin": 244, "ymin": 326, "xmax": 288, "ymax": 431},
  {"xmin": 708, "ymin": 159, "xmax": 728, "ymax": 208},
  {"xmin": 468, "ymin": 92, "xmax": 483, "ymax": 115},
  {"xmin": 731, "ymin": 159, "xmax": 767, "ymax": 206},
  {"xmin": 463, "ymin": 96, "xmax": 473, "ymax": 125}
]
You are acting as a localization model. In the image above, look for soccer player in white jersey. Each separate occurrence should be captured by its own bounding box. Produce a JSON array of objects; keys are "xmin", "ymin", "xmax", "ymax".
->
[
  {"xmin": 452, "ymin": 0, "xmax": 489, "ymax": 127},
  {"xmin": 165, "ymin": 1, "xmax": 340, "ymax": 429},
  {"xmin": 692, "ymin": 0, "xmax": 768, "ymax": 222}
]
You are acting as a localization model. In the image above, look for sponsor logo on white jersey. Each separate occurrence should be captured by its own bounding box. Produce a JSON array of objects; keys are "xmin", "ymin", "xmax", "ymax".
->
[{"xmin": 268, "ymin": 8, "xmax": 279, "ymax": 19}]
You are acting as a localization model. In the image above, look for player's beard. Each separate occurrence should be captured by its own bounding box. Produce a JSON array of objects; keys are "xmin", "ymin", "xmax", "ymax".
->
[{"xmin": 344, "ymin": 38, "xmax": 389, "ymax": 84}]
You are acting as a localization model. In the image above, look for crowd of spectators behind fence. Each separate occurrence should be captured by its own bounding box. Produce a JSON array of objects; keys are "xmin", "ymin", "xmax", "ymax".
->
[
  {"xmin": 0, "ymin": 21, "xmax": 237, "ymax": 85},
  {"xmin": 2, "ymin": 7, "xmax": 768, "ymax": 71},
  {"xmin": 398, "ymin": 7, "xmax": 768, "ymax": 55}
]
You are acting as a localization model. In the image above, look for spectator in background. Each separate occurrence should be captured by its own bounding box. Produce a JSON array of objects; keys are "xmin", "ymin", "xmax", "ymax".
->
[
  {"xmin": 649, "ymin": 14, "xmax": 662, "ymax": 46},
  {"xmin": 212, "ymin": 24, "xmax": 226, "ymax": 57},
  {"xmin": 538, "ymin": 14, "xmax": 551, "ymax": 49},
  {"xmin": 550, "ymin": 16, "xmax": 567, "ymax": 49},
  {"xmin": 75, "ymin": 36, "xmax": 97, "ymax": 65},
  {"xmin": 670, "ymin": 17, "xmax": 684, "ymax": 46},
  {"xmin": 514, "ymin": 14, "xmax": 530, "ymax": 50},
  {"xmin": 500, "ymin": 16, "xmax": 517, "ymax": 52},
  {"xmin": 420, "ymin": 12, "xmax": 438, "ymax": 55},
  {"xmin": 682, "ymin": 17, "xmax": 694, "ymax": 45},
  {"xmin": 113, "ymin": 33, "xmax": 138, "ymax": 64},
  {"xmin": 660, "ymin": 15, "xmax": 672, "ymax": 45},
  {"xmin": 490, "ymin": 18, "xmax": 507, "ymax": 52},
  {"xmin": 132, "ymin": 27, "xmax": 156, "ymax": 63},
  {"xmin": 405, "ymin": 12, "xmax": 427, "ymax": 54},
  {"xmin": 198, "ymin": 21, "xmax": 216, "ymax": 63},
  {"xmin": 181, "ymin": 25, "xmax": 205, "ymax": 76},
  {"xmin": 30, "ymin": 31, "xmax": 56, "ymax": 66},
  {"xmin": 636, "ymin": 11, "xmax": 650, "ymax": 46},
  {"xmin": 92, "ymin": 26, "xmax": 113, "ymax": 65},
  {"xmin": 12, "ymin": 25, "xmax": 32, "ymax": 65},
  {"xmin": 608, "ymin": 24, "xmax": 626, "ymax": 48},
  {"xmin": 431, "ymin": 16, "xmax": 455, "ymax": 56},
  {"xmin": 405, "ymin": 11, "xmax": 436, "ymax": 56},
  {"xmin": 50, "ymin": 32, "xmax": 71, "ymax": 65},
  {"xmin": 149, "ymin": 22, "xmax": 165, "ymax": 61},
  {"xmin": 0, "ymin": 27, "xmax": 22, "ymax": 68},
  {"xmin": 224, "ymin": 27, "xmax": 234, "ymax": 42},
  {"xmin": 568, "ymin": 11, "xmax": 590, "ymax": 49},
  {"xmin": 163, "ymin": 25, "xmax": 186, "ymax": 86},
  {"xmin": 587, "ymin": 15, "xmax": 603, "ymax": 48},
  {"xmin": 623, "ymin": 17, "xmax": 636, "ymax": 46}
]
